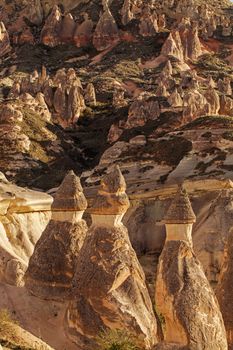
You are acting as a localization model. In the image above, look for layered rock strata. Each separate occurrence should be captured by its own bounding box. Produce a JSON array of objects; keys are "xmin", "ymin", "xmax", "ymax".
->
[
  {"xmin": 155, "ymin": 187, "xmax": 228, "ymax": 349},
  {"xmin": 25, "ymin": 171, "xmax": 88, "ymax": 300},
  {"xmin": 66, "ymin": 166, "xmax": 157, "ymax": 349}
]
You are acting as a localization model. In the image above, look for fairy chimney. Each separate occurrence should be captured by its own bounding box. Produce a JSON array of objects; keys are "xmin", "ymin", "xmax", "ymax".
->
[
  {"xmin": 155, "ymin": 186, "xmax": 228, "ymax": 349},
  {"xmin": 163, "ymin": 186, "xmax": 196, "ymax": 246},
  {"xmin": 66, "ymin": 166, "xmax": 158, "ymax": 349},
  {"xmin": 25, "ymin": 171, "xmax": 88, "ymax": 301}
]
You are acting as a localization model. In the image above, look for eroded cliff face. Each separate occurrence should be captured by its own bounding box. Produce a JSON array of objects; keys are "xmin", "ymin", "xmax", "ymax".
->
[{"xmin": 0, "ymin": 172, "xmax": 51, "ymax": 286}]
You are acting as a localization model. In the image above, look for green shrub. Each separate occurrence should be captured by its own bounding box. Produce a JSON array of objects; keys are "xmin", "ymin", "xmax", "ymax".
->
[{"xmin": 96, "ymin": 329, "xmax": 142, "ymax": 350}]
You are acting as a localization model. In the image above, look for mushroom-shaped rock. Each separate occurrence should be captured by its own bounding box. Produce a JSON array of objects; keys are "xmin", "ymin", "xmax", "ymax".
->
[
  {"xmin": 0, "ymin": 22, "xmax": 11, "ymax": 56},
  {"xmin": 93, "ymin": 2, "xmax": 120, "ymax": 51},
  {"xmin": 155, "ymin": 187, "xmax": 227, "ymax": 350},
  {"xmin": 66, "ymin": 166, "xmax": 158, "ymax": 349},
  {"xmin": 25, "ymin": 171, "xmax": 88, "ymax": 301}
]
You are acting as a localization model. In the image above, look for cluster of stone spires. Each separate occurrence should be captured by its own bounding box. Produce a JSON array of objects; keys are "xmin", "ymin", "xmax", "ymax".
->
[{"xmin": 25, "ymin": 167, "xmax": 228, "ymax": 349}]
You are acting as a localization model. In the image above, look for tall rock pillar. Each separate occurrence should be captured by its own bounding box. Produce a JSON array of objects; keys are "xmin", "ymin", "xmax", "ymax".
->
[
  {"xmin": 66, "ymin": 166, "xmax": 157, "ymax": 349},
  {"xmin": 25, "ymin": 171, "xmax": 88, "ymax": 301},
  {"xmin": 155, "ymin": 186, "xmax": 227, "ymax": 350}
]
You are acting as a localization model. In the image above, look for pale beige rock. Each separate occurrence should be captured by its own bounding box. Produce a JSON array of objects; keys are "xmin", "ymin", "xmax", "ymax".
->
[
  {"xmin": 155, "ymin": 187, "xmax": 228, "ymax": 350},
  {"xmin": 85, "ymin": 83, "xmax": 96, "ymax": 106},
  {"xmin": 220, "ymin": 95, "xmax": 233, "ymax": 116},
  {"xmin": 66, "ymin": 167, "xmax": 157, "ymax": 349},
  {"xmin": 126, "ymin": 94, "xmax": 160, "ymax": 128},
  {"xmin": 217, "ymin": 227, "xmax": 233, "ymax": 349},
  {"xmin": 112, "ymin": 88, "xmax": 126, "ymax": 108},
  {"xmin": 25, "ymin": 171, "xmax": 88, "ymax": 300},
  {"xmin": 0, "ymin": 22, "xmax": 11, "ymax": 56}
]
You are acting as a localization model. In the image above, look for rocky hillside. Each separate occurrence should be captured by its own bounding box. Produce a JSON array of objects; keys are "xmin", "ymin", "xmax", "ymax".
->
[
  {"xmin": 0, "ymin": 0, "xmax": 232, "ymax": 189},
  {"xmin": 0, "ymin": 0, "xmax": 233, "ymax": 349}
]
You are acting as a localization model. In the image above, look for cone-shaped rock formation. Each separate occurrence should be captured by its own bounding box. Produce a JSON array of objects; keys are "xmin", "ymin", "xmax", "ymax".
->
[
  {"xmin": 217, "ymin": 228, "xmax": 233, "ymax": 349},
  {"xmin": 25, "ymin": 171, "xmax": 88, "ymax": 301},
  {"xmin": 155, "ymin": 186, "xmax": 227, "ymax": 349},
  {"xmin": 66, "ymin": 166, "xmax": 157, "ymax": 349}
]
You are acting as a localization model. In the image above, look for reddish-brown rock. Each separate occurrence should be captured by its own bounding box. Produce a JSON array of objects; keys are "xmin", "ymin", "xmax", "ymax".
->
[
  {"xmin": 40, "ymin": 6, "xmax": 62, "ymax": 47},
  {"xmin": 73, "ymin": 14, "xmax": 94, "ymax": 47},
  {"xmin": 93, "ymin": 2, "xmax": 120, "ymax": 51}
]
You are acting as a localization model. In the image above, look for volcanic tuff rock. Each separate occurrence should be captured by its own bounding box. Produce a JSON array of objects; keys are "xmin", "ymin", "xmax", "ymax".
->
[
  {"xmin": 40, "ymin": 6, "xmax": 63, "ymax": 47},
  {"xmin": 66, "ymin": 166, "xmax": 157, "ymax": 349},
  {"xmin": 0, "ymin": 172, "xmax": 52, "ymax": 286},
  {"xmin": 217, "ymin": 227, "xmax": 233, "ymax": 349},
  {"xmin": 0, "ymin": 21, "xmax": 11, "ymax": 56},
  {"xmin": 155, "ymin": 187, "xmax": 228, "ymax": 349},
  {"xmin": 93, "ymin": 1, "xmax": 120, "ymax": 51},
  {"xmin": 25, "ymin": 171, "xmax": 88, "ymax": 300}
]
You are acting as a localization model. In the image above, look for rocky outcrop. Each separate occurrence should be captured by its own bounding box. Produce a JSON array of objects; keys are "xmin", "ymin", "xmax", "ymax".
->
[
  {"xmin": 220, "ymin": 95, "xmax": 233, "ymax": 116},
  {"xmin": 183, "ymin": 89, "xmax": 210, "ymax": 122},
  {"xmin": 126, "ymin": 94, "xmax": 160, "ymax": 128},
  {"xmin": 161, "ymin": 20, "xmax": 202, "ymax": 62},
  {"xmin": 25, "ymin": 171, "xmax": 88, "ymax": 300},
  {"xmin": 139, "ymin": 9, "xmax": 158, "ymax": 37},
  {"xmin": 40, "ymin": 6, "xmax": 62, "ymax": 47},
  {"xmin": 73, "ymin": 14, "xmax": 94, "ymax": 47},
  {"xmin": 93, "ymin": 1, "xmax": 120, "ymax": 51},
  {"xmin": 0, "ymin": 173, "xmax": 51, "ymax": 287},
  {"xmin": 112, "ymin": 88, "xmax": 126, "ymax": 108},
  {"xmin": 168, "ymin": 88, "xmax": 183, "ymax": 107},
  {"xmin": 155, "ymin": 187, "xmax": 228, "ymax": 349},
  {"xmin": 66, "ymin": 166, "xmax": 157, "ymax": 349},
  {"xmin": 204, "ymin": 88, "xmax": 220, "ymax": 115},
  {"xmin": 217, "ymin": 228, "xmax": 233, "ymax": 349},
  {"xmin": 85, "ymin": 83, "xmax": 96, "ymax": 106},
  {"xmin": 218, "ymin": 77, "xmax": 232, "ymax": 96},
  {"xmin": 60, "ymin": 13, "xmax": 76, "ymax": 43},
  {"xmin": 0, "ymin": 22, "xmax": 11, "ymax": 56}
]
